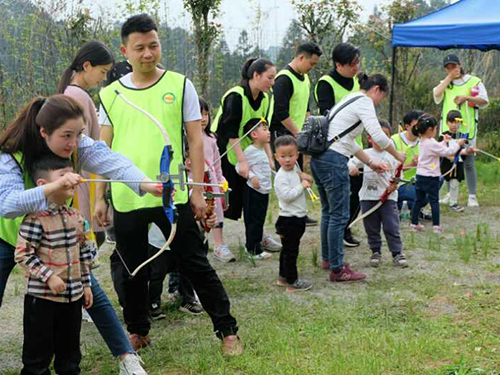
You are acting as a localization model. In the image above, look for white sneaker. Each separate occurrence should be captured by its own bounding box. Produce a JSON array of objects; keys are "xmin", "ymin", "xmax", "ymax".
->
[
  {"xmin": 119, "ymin": 354, "xmax": 147, "ymax": 375},
  {"xmin": 468, "ymin": 195, "xmax": 479, "ymax": 207},
  {"xmin": 261, "ymin": 235, "xmax": 282, "ymax": 252},
  {"xmin": 248, "ymin": 251, "xmax": 272, "ymax": 260},
  {"xmin": 439, "ymin": 193, "xmax": 450, "ymax": 204},
  {"xmin": 82, "ymin": 309, "xmax": 93, "ymax": 323},
  {"xmin": 213, "ymin": 244, "xmax": 236, "ymax": 263}
]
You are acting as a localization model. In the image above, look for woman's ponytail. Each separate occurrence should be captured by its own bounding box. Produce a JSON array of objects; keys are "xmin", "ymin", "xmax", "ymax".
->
[
  {"xmin": 56, "ymin": 41, "xmax": 114, "ymax": 94},
  {"xmin": 239, "ymin": 57, "xmax": 274, "ymax": 86}
]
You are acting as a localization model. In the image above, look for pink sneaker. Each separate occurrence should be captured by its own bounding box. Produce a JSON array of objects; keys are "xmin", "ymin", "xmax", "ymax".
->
[
  {"xmin": 410, "ymin": 224, "xmax": 424, "ymax": 232},
  {"xmin": 329, "ymin": 266, "xmax": 366, "ymax": 282},
  {"xmin": 432, "ymin": 225, "xmax": 442, "ymax": 234}
]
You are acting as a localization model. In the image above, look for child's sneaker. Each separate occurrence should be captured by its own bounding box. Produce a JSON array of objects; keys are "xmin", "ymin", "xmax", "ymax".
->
[
  {"xmin": 468, "ymin": 195, "xmax": 479, "ymax": 207},
  {"xmin": 410, "ymin": 224, "xmax": 424, "ymax": 232},
  {"xmin": 370, "ymin": 252, "xmax": 382, "ymax": 267},
  {"xmin": 276, "ymin": 276, "xmax": 288, "ymax": 287},
  {"xmin": 329, "ymin": 266, "xmax": 366, "ymax": 282},
  {"xmin": 179, "ymin": 301, "xmax": 203, "ymax": 315},
  {"xmin": 261, "ymin": 235, "xmax": 282, "ymax": 252},
  {"xmin": 150, "ymin": 303, "xmax": 166, "ymax": 321},
  {"xmin": 432, "ymin": 225, "xmax": 442, "ymax": 234},
  {"xmin": 393, "ymin": 253, "xmax": 408, "ymax": 268},
  {"xmin": 213, "ymin": 244, "xmax": 236, "ymax": 263},
  {"xmin": 247, "ymin": 251, "xmax": 272, "ymax": 260},
  {"xmin": 450, "ymin": 204, "xmax": 465, "ymax": 212},
  {"xmin": 286, "ymin": 279, "xmax": 312, "ymax": 292}
]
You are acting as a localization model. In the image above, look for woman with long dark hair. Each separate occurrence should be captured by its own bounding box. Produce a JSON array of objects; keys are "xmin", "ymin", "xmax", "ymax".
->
[
  {"xmin": 310, "ymin": 73, "xmax": 406, "ymax": 283},
  {"xmin": 57, "ymin": 40, "xmax": 115, "ymax": 246},
  {"xmin": 0, "ymin": 94, "xmax": 155, "ymax": 374}
]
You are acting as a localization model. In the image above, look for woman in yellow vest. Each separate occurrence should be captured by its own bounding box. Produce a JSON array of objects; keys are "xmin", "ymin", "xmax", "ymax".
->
[
  {"xmin": 433, "ymin": 54, "xmax": 489, "ymax": 207},
  {"xmin": 212, "ymin": 57, "xmax": 276, "ymax": 221},
  {"xmin": 0, "ymin": 95, "xmax": 156, "ymax": 373}
]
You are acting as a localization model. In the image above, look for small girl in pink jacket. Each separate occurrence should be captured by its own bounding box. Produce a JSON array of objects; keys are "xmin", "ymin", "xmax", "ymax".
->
[
  {"xmin": 410, "ymin": 115, "xmax": 466, "ymax": 233},
  {"xmin": 200, "ymin": 99, "xmax": 236, "ymax": 263}
]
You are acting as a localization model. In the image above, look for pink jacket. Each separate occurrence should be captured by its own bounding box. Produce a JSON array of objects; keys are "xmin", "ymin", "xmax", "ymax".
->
[
  {"xmin": 417, "ymin": 137, "xmax": 460, "ymax": 177},
  {"xmin": 202, "ymin": 132, "xmax": 226, "ymax": 225}
]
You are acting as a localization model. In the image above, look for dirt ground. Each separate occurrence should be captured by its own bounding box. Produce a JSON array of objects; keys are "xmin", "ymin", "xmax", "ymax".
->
[{"xmin": 1, "ymin": 203, "xmax": 500, "ymax": 373}]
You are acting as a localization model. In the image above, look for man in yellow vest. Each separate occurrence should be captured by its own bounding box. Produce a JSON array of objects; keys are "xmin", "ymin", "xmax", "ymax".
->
[
  {"xmin": 392, "ymin": 110, "xmax": 430, "ymax": 217},
  {"xmin": 96, "ymin": 14, "xmax": 241, "ymax": 355},
  {"xmin": 270, "ymin": 42, "xmax": 322, "ymax": 226},
  {"xmin": 314, "ymin": 43, "xmax": 362, "ymax": 246},
  {"xmin": 433, "ymin": 54, "xmax": 489, "ymax": 207}
]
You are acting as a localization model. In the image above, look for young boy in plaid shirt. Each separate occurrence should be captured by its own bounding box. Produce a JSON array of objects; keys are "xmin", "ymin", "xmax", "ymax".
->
[{"xmin": 15, "ymin": 155, "xmax": 93, "ymax": 375}]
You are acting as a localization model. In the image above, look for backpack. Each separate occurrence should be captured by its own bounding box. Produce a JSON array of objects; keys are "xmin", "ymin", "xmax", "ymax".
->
[{"xmin": 297, "ymin": 95, "xmax": 363, "ymax": 155}]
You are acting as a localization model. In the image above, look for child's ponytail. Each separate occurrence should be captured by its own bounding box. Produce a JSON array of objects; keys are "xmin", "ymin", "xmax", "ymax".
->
[{"xmin": 412, "ymin": 114, "xmax": 437, "ymax": 137}]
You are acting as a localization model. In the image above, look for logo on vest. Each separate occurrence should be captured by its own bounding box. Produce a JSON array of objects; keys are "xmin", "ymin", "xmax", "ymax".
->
[{"xmin": 162, "ymin": 92, "xmax": 176, "ymax": 104}]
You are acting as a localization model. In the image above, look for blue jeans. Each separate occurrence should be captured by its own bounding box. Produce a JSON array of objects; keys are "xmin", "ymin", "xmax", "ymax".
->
[
  {"xmin": 398, "ymin": 183, "xmax": 429, "ymax": 211},
  {"xmin": 0, "ymin": 238, "xmax": 16, "ymax": 307},
  {"xmin": 0, "ymin": 238, "xmax": 133, "ymax": 357},
  {"xmin": 310, "ymin": 150, "xmax": 350, "ymax": 271}
]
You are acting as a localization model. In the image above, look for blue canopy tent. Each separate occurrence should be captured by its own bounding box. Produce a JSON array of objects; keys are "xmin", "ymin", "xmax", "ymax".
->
[{"xmin": 388, "ymin": 0, "xmax": 500, "ymax": 123}]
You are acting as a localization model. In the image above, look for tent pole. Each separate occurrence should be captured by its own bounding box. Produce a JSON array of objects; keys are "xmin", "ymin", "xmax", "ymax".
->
[{"xmin": 389, "ymin": 46, "xmax": 397, "ymax": 125}]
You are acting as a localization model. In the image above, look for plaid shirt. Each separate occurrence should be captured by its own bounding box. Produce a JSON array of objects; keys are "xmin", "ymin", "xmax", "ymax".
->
[{"xmin": 15, "ymin": 203, "xmax": 93, "ymax": 303}]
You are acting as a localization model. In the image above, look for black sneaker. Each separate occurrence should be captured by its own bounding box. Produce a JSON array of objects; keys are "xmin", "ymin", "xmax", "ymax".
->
[
  {"xmin": 450, "ymin": 204, "xmax": 465, "ymax": 212},
  {"xmin": 305, "ymin": 216, "xmax": 318, "ymax": 227},
  {"xmin": 343, "ymin": 229, "xmax": 361, "ymax": 247},
  {"xmin": 150, "ymin": 303, "xmax": 166, "ymax": 321},
  {"xmin": 179, "ymin": 302, "xmax": 203, "ymax": 315},
  {"xmin": 419, "ymin": 212, "xmax": 432, "ymax": 221}
]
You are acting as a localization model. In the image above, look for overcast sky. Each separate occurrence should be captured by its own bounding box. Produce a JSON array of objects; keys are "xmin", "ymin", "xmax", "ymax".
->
[{"xmin": 87, "ymin": 0, "xmax": 380, "ymax": 49}]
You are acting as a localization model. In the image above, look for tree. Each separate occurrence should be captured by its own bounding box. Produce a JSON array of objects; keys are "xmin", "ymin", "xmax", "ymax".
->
[
  {"xmin": 183, "ymin": 0, "xmax": 222, "ymax": 98},
  {"xmin": 291, "ymin": 0, "xmax": 362, "ymax": 82}
]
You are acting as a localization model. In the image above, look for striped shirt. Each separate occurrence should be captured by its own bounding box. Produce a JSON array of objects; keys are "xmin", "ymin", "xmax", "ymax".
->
[
  {"xmin": 15, "ymin": 203, "xmax": 93, "ymax": 303},
  {"xmin": 0, "ymin": 135, "xmax": 146, "ymax": 219}
]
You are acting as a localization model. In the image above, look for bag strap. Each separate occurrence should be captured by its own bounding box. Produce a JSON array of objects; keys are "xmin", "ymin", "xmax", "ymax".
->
[{"xmin": 325, "ymin": 95, "xmax": 364, "ymax": 148}]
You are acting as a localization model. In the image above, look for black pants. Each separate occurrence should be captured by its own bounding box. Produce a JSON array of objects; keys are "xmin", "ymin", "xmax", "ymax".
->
[
  {"xmin": 22, "ymin": 295, "xmax": 82, "ymax": 375},
  {"xmin": 243, "ymin": 187, "xmax": 269, "ymax": 254},
  {"xmin": 113, "ymin": 203, "xmax": 237, "ymax": 338},
  {"xmin": 221, "ymin": 155, "xmax": 247, "ymax": 221},
  {"xmin": 271, "ymin": 128, "xmax": 303, "ymax": 170},
  {"xmin": 345, "ymin": 174, "xmax": 363, "ymax": 233},
  {"xmin": 276, "ymin": 216, "xmax": 306, "ymax": 284},
  {"xmin": 148, "ymin": 245, "xmax": 196, "ymax": 306}
]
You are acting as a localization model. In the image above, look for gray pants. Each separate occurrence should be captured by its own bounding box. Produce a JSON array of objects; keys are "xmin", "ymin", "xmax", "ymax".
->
[
  {"xmin": 464, "ymin": 154, "xmax": 477, "ymax": 195},
  {"xmin": 361, "ymin": 200, "xmax": 403, "ymax": 255}
]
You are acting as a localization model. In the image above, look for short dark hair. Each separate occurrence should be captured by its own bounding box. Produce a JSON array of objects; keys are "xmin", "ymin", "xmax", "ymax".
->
[
  {"xmin": 29, "ymin": 154, "xmax": 73, "ymax": 184},
  {"xmin": 403, "ymin": 110, "xmax": 424, "ymax": 126},
  {"xmin": 378, "ymin": 119, "xmax": 392, "ymax": 134},
  {"xmin": 274, "ymin": 135, "xmax": 297, "ymax": 150},
  {"xmin": 412, "ymin": 114, "xmax": 438, "ymax": 137},
  {"xmin": 243, "ymin": 118, "xmax": 267, "ymax": 139},
  {"xmin": 121, "ymin": 14, "xmax": 158, "ymax": 44},
  {"xmin": 332, "ymin": 43, "xmax": 360, "ymax": 66},
  {"xmin": 357, "ymin": 73, "xmax": 388, "ymax": 93},
  {"xmin": 446, "ymin": 110, "xmax": 462, "ymax": 123},
  {"xmin": 296, "ymin": 42, "xmax": 323, "ymax": 58}
]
